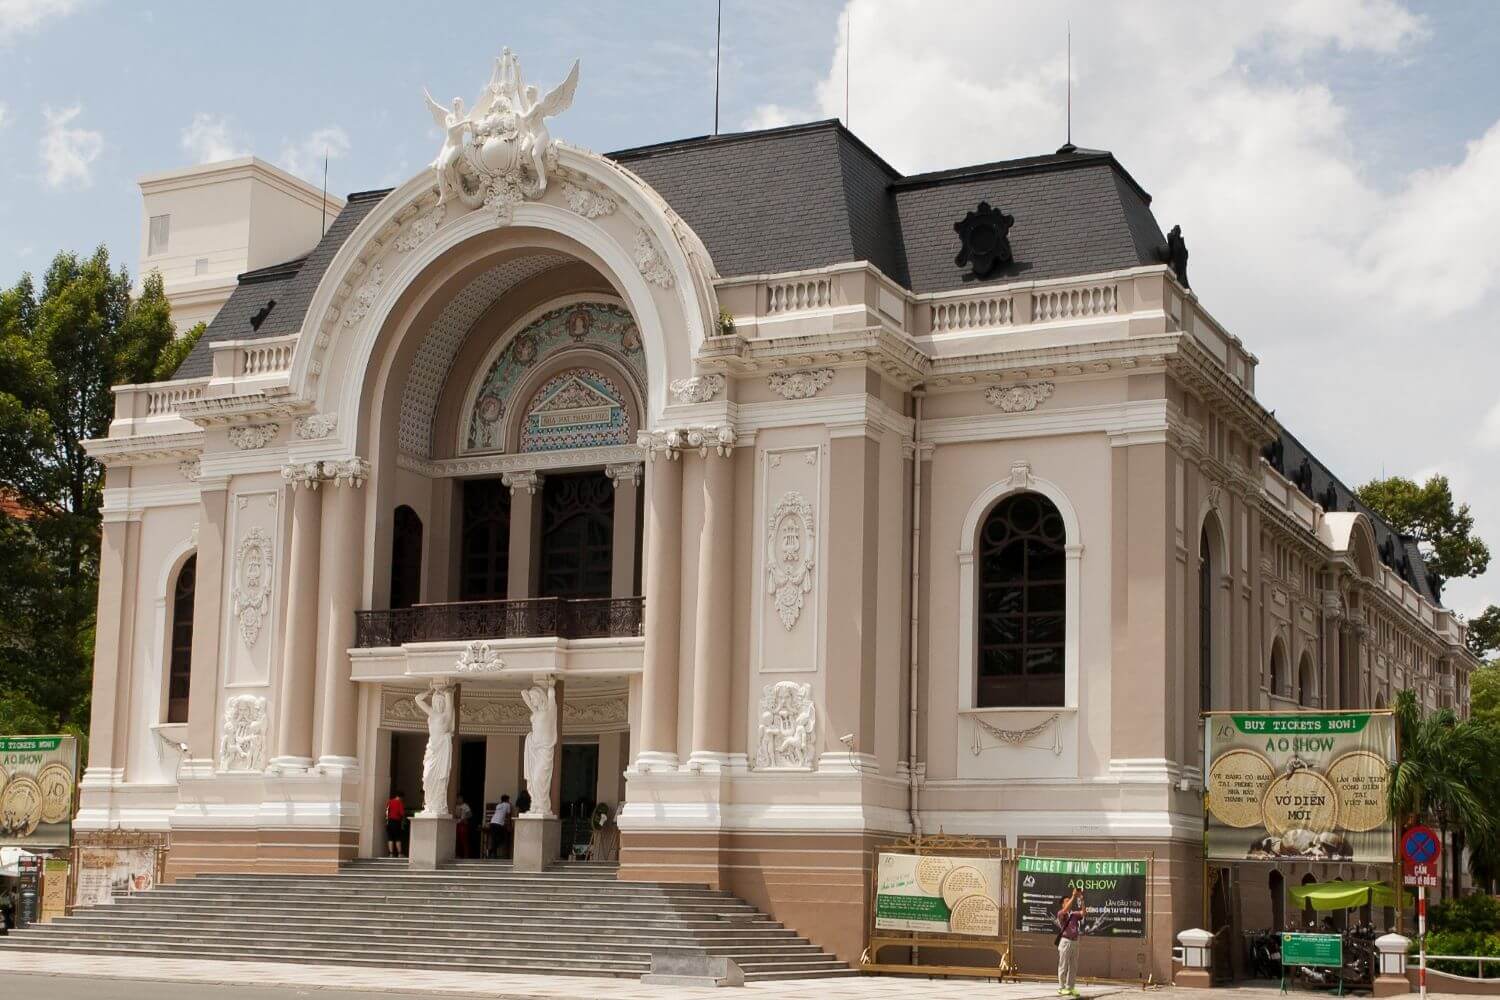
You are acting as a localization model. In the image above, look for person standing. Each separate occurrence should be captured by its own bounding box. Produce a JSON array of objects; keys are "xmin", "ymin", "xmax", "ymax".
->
[
  {"xmin": 455, "ymin": 796, "xmax": 473, "ymax": 858},
  {"xmin": 489, "ymin": 794, "xmax": 514, "ymax": 859},
  {"xmin": 385, "ymin": 791, "xmax": 407, "ymax": 858},
  {"xmin": 1056, "ymin": 886, "xmax": 1086, "ymax": 996}
]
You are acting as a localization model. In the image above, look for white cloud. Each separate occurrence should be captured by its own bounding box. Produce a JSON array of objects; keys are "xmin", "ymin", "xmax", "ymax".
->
[
  {"xmin": 39, "ymin": 104, "xmax": 102, "ymax": 189},
  {"xmin": 765, "ymin": 0, "xmax": 1500, "ymax": 617},
  {"xmin": 180, "ymin": 112, "xmax": 246, "ymax": 164},
  {"xmin": 277, "ymin": 126, "xmax": 351, "ymax": 184},
  {"xmin": 741, "ymin": 103, "xmax": 803, "ymax": 132},
  {"xmin": 0, "ymin": 0, "xmax": 79, "ymax": 45},
  {"xmin": 0, "ymin": 102, "xmax": 8, "ymax": 130}
]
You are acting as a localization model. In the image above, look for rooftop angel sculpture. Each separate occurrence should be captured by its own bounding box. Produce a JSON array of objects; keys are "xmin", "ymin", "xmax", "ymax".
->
[
  {"xmin": 514, "ymin": 58, "xmax": 579, "ymax": 194},
  {"xmin": 423, "ymin": 90, "xmax": 474, "ymax": 207}
]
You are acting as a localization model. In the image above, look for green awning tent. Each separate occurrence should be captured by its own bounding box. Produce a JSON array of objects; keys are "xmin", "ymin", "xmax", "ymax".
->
[{"xmin": 1287, "ymin": 880, "xmax": 1398, "ymax": 911}]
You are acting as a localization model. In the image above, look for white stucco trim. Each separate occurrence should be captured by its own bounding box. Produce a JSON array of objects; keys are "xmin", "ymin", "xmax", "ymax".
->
[{"xmin": 956, "ymin": 470, "xmax": 1083, "ymax": 719}]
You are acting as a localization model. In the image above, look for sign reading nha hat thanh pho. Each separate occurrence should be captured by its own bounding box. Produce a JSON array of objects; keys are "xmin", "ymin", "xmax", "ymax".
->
[{"xmin": 1205, "ymin": 712, "xmax": 1395, "ymax": 864}]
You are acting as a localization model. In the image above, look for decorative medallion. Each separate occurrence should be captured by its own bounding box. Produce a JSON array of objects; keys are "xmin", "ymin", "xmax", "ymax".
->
[
  {"xmin": 231, "ymin": 526, "xmax": 274, "ymax": 647},
  {"xmin": 954, "ymin": 201, "xmax": 1015, "ymax": 280},
  {"xmin": 562, "ymin": 181, "xmax": 617, "ymax": 219},
  {"xmin": 984, "ymin": 382, "xmax": 1054, "ymax": 413},
  {"xmin": 423, "ymin": 49, "xmax": 579, "ymax": 221},
  {"xmin": 465, "ymin": 301, "xmax": 644, "ymax": 453},
  {"xmin": 754, "ymin": 681, "xmax": 816, "ymax": 770},
  {"xmin": 767, "ymin": 368, "xmax": 834, "ymax": 400},
  {"xmin": 219, "ymin": 694, "xmax": 267, "ymax": 771},
  {"xmin": 392, "ymin": 204, "xmax": 445, "ymax": 253},
  {"xmin": 634, "ymin": 228, "xmax": 674, "ymax": 288},
  {"xmin": 344, "ymin": 264, "xmax": 384, "ymax": 327},
  {"xmin": 178, "ymin": 459, "xmax": 201, "ymax": 482},
  {"xmin": 766, "ymin": 490, "xmax": 816, "ymax": 631},
  {"xmin": 293, "ymin": 413, "xmax": 338, "ymax": 440},
  {"xmin": 227, "ymin": 423, "xmax": 280, "ymax": 450},
  {"xmin": 669, "ymin": 374, "xmax": 724, "ymax": 404},
  {"xmin": 457, "ymin": 640, "xmax": 504, "ymax": 673}
]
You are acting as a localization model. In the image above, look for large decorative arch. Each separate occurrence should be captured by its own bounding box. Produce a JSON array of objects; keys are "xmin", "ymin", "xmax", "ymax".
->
[
  {"xmin": 957, "ymin": 465, "xmax": 1083, "ymax": 712},
  {"xmin": 285, "ymin": 144, "xmax": 720, "ymax": 459}
]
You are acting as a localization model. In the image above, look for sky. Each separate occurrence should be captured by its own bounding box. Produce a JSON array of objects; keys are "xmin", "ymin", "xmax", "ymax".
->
[{"xmin": 1, "ymin": 0, "xmax": 1498, "ymax": 620}]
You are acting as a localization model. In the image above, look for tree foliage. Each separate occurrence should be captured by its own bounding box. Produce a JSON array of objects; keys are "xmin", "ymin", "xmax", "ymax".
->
[
  {"xmin": 1472, "ymin": 665, "xmax": 1500, "ymax": 729},
  {"xmin": 1466, "ymin": 604, "xmax": 1500, "ymax": 661},
  {"xmin": 1357, "ymin": 475, "xmax": 1491, "ymax": 584},
  {"xmin": 0, "ymin": 248, "xmax": 178, "ymax": 735}
]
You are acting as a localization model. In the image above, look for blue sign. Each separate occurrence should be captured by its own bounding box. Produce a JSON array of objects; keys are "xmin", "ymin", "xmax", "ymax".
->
[{"xmin": 1403, "ymin": 826, "xmax": 1439, "ymax": 865}]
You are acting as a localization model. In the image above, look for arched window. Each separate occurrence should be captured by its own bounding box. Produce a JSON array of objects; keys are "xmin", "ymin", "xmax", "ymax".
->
[
  {"xmin": 539, "ymin": 471, "xmax": 614, "ymax": 599},
  {"xmin": 167, "ymin": 555, "xmax": 196, "ymax": 724},
  {"xmin": 461, "ymin": 479, "xmax": 511, "ymax": 601},
  {"xmin": 1199, "ymin": 526, "xmax": 1213, "ymax": 713},
  {"xmin": 977, "ymin": 492, "xmax": 1066, "ymax": 708},
  {"xmin": 1270, "ymin": 640, "xmax": 1287, "ymax": 699},
  {"xmin": 390, "ymin": 505, "xmax": 423, "ymax": 610},
  {"xmin": 1298, "ymin": 652, "xmax": 1316, "ymax": 708}
]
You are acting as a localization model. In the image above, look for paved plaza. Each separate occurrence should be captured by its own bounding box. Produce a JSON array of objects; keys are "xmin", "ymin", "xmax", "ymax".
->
[{"xmin": 0, "ymin": 951, "xmax": 1479, "ymax": 1000}]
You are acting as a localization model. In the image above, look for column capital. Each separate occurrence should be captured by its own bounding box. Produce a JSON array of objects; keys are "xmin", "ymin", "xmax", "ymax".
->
[
  {"xmin": 637, "ymin": 423, "xmax": 736, "ymax": 460},
  {"xmin": 502, "ymin": 469, "xmax": 542, "ymax": 495},
  {"xmin": 281, "ymin": 457, "xmax": 369, "ymax": 489},
  {"xmin": 604, "ymin": 462, "xmax": 643, "ymax": 488}
]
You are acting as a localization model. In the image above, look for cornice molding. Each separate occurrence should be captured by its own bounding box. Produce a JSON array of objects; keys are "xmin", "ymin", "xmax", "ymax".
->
[{"xmin": 82, "ymin": 430, "xmax": 204, "ymax": 466}]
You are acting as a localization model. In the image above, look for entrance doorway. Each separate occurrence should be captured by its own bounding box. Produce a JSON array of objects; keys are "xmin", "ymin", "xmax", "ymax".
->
[
  {"xmin": 560, "ymin": 742, "xmax": 599, "ymax": 858},
  {"xmin": 540, "ymin": 472, "xmax": 613, "ymax": 598}
]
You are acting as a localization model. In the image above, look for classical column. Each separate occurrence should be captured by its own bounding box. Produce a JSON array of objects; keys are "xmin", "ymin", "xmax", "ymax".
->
[
  {"xmin": 824, "ymin": 432, "xmax": 881, "ymax": 760},
  {"xmin": 272, "ymin": 464, "xmax": 324, "ymax": 769},
  {"xmin": 636, "ymin": 433, "xmax": 683, "ymax": 770},
  {"xmin": 85, "ymin": 517, "xmax": 130, "ymax": 775},
  {"xmin": 605, "ymin": 462, "xmax": 642, "ymax": 599},
  {"xmin": 186, "ymin": 480, "xmax": 230, "ymax": 768},
  {"xmin": 503, "ymin": 470, "xmax": 542, "ymax": 600},
  {"xmin": 688, "ymin": 436, "xmax": 735, "ymax": 769},
  {"xmin": 314, "ymin": 459, "xmax": 368, "ymax": 768}
]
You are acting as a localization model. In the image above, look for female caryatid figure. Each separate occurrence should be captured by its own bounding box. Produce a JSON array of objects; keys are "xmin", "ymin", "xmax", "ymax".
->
[
  {"xmin": 521, "ymin": 679, "xmax": 559, "ymax": 817},
  {"xmin": 414, "ymin": 681, "xmax": 456, "ymax": 817}
]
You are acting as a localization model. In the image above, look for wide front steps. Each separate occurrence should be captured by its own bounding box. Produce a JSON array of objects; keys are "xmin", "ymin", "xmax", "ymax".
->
[{"xmin": 0, "ymin": 859, "xmax": 856, "ymax": 982}]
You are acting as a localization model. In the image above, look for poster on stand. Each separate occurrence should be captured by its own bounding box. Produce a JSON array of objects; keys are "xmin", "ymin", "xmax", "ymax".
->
[
  {"xmin": 75, "ymin": 847, "xmax": 158, "ymax": 907},
  {"xmin": 1014, "ymin": 857, "xmax": 1147, "ymax": 938},
  {"xmin": 1205, "ymin": 712, "xmax": 1396, "ymax": 864},
  {"xmin": 0, "ymin": 735, "xmax": 78, "ymax": 849},
  {"xmin": 874, "ymin": 852, "xmax": 1004, "ymax": 937}
]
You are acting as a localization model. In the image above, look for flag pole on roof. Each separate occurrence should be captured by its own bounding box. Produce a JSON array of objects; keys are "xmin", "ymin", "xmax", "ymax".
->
[
  {"xmin": 321, "ymin": 154, "xmax": 329, "ymax": 236},
  {"xmin": 713, "ymin": 0, "xmax": 722, "ymax": 135}
]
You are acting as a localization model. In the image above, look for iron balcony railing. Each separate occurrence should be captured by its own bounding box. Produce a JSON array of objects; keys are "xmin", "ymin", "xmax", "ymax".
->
[{"xmin": 354, "ymin": 596, "xmax": 644, "ymax": 648}]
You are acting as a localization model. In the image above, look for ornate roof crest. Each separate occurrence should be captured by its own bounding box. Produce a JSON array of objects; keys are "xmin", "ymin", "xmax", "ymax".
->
[{"xmin": 423, "ymin": 48, "xmax": 580, "ymax": 223}]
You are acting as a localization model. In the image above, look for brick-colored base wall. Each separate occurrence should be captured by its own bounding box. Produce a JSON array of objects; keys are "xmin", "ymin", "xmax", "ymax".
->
[{"xmin": 165, "ymin": 827, "xmax": 358, "ymax": 881}]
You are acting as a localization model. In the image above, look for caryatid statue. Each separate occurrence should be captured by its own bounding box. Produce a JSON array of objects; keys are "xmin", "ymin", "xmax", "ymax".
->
[
  {"xmin": 521, "ymin": 677, "xmax": 559, "ymax": 818},
  {"xmin": 414, "ymin": 680, "xmax": 456, "ymax": 817}
]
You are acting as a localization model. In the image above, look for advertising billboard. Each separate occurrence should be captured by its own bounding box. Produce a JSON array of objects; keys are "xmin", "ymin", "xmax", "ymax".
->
[
  {"xmin": 0, "ymin": 735, "xmax": 78, "ymax": 849},
  {"xmin": 1205, "ymin": 712, "xmax": 1395, "ymax": 864}
]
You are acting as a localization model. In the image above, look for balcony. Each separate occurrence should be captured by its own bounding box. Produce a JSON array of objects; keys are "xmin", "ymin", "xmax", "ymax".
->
[{"xmin": 354, "ymin": 596, "xmax": 644, "ymax": 648}]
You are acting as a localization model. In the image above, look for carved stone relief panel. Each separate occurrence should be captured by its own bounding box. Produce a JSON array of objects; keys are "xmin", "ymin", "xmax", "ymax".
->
[
  {"xmin": 219, "ymin": 694, "xmax": 267, "ymax": 772},
  {"xmin": 756, "ymin": 446, "xmax": 821, "ymax": 675},
  {"xmin": 753, "ymin": 681, "xmax": 816, "ymax": 770}
]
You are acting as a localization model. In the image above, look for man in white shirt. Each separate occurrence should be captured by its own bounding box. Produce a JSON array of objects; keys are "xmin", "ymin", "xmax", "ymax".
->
[{"xmin": 489, "ymin": 794, "xmax": 514, "ymax": 860}]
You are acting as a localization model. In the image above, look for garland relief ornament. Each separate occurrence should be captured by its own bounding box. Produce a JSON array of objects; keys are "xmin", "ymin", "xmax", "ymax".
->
[
  {"xmin": 231, "ymin": 526, "xmax": 273, "ymax": 647},
  {"xmin": 423, "ymin": 48, "xmax": 580, "ymax": 223},
  {"xmin": 766, "ymin": 491, "xmax": 816, "ymax": 631},
  {"xmin": 984, "ymin": 382, "xmax": 1054, "ymax": 413}
]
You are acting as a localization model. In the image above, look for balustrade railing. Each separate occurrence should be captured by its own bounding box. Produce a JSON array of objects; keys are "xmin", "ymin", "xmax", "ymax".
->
[{"xmin": 354, "ymin": 596, "xmax": 644, "ymax": 647}]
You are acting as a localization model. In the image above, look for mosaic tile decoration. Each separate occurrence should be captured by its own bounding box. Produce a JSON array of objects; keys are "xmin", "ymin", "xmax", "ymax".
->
[
  {"xmin": 465, "ymin": 301, "xmax": 644, "ymax": 453},
  {"xmin": 518, "ymin": 368, "xmax": 632, "ymax": 453}
]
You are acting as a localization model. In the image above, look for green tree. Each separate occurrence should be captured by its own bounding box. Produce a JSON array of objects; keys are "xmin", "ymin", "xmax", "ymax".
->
[
  {"xmin": 1357, "ymin": 475, "xmax": 1491, "ymax": 585},
  {"xmin": 152, "ymin": 320, "xmax": 205, "ymax": 381},
  {"xmin": 1467, "ymin": 605, "xmax": 1500, "ymax": 661},
  {"xmin": 1472, "ymin": 666, "xmax": 1500, "ymax": 729},
  {"xmin": 1388, "ymin": 689, "xmax": 1497, "ymax": 897},
  {"xmin": 0, "ymin": 248, "xmax": 178, "ymax": 734}
]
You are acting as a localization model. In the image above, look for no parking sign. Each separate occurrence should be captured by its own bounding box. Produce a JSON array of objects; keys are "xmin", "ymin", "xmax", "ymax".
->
[{"xmin": 1403, "ymin": 825, "xmax": 1441, "ymax": 887}]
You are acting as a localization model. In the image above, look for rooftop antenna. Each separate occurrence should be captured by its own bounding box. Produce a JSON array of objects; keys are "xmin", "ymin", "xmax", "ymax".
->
[
  {"xmin": 713, "ymin": 0, "xmax": 722, "ymax": 134},
  {"xmin": 321, "ymin": 154, "xmax": 329, "ymax": 237},
  {"xmin": 1066, "ymin": 20, "xmax": 1072, "ymax": 147}
]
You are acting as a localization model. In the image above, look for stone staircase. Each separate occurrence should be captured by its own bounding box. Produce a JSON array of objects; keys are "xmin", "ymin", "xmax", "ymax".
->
[{"xmin": 0, "ymin": 859, "xmax": 856, "ymax": 982}]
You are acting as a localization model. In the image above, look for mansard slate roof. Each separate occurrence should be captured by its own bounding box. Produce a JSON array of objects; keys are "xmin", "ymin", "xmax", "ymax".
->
[
  {"xmin": 179, "ymin": 120, "xmax": 1166, "ymax": 377},
  {"xmin": 1274, "ymin": 428, "xmax": 1440, "ymax": 604}
]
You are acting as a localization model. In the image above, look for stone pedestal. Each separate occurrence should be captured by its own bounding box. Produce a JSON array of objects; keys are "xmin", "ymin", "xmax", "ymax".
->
[
  {"xmin": 1175, "ymin": 928, "xmax": 1214, "ymax": 988},
  {"xmin": 1373, "ymin": 933, "xmax": 1411, "ymax": 997},
  {"xmin": 514, "ymin": 814, "xmax": 560, "ymax": 873},
  {"xmin": 409, "ymin": 815, "xmax": 455, "ymax": 870}
]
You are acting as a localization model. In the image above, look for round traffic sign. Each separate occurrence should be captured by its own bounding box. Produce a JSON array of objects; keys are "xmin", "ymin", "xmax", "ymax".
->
[{"xmin": 1403, "ymin": 825, "xmax": 1440, "ymax": 864}]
